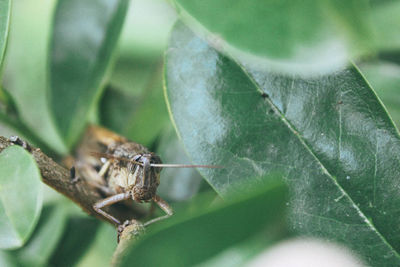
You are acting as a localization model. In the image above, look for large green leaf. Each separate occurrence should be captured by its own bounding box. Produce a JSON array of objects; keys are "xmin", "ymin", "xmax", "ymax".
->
[
  {"xmin": 0, "ymin": 146, "xmax": 42, "ymax": 249},
  {"xmin": 116, "ymin": 179, "xmax": 288, "ymax": 267},
  {"xmin": 49, "ymin": 0, "xmax": 129, "ymax": 148},
  {"xmin": 0, "ymin": 0, "xmax": 10, "ymax": 71},
  {"xmin": 164, "ymin": 22, "xmax": 400, "ymax": 266},
  {"xmin": 171, "ymin": 0, "xmax": 373, "ymax": 75},
  {"xmin": 2, "ymin": 0, "xmax": 66, "ymax": 153}
]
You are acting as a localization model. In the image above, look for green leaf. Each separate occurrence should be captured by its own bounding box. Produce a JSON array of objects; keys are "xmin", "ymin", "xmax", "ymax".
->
[
  {"xmin": 49, "ymin": 217, "xmax": 99, "ymax": 267},
  {"xmin": 101, "ymin": 60, "xmax": 169, "ymax": 147},
  {"xmin": 49, "ymin": 0, "xmax": 129, "ymax": 148},
  {"xmin": 171, "ymin": 0, "xmax": 374, "ymax": 75},
  {"xmin": 2, "ymin": 0, "xmax": 67, "ymax": 154},
  {"xmin": 76, "ymin": 223, "xmax": 116, "ymax": 267},
  {"xmin": 164, "ymin": 22, "xmax": 400, "ymax": 266},
  {"xmin": 0, "ymin": 146, "xmax": 42, "ymax": 249},
  {"xmin": 11, "ymin": 204, "xmax": 68, "ymax": 267},
  {"xmin": 116, "ymin": 179, "xmax": 288, "ymax": 267},
  {"xmin": 0, "ymin": 0, "xmax": 10, "ymax": 71}
]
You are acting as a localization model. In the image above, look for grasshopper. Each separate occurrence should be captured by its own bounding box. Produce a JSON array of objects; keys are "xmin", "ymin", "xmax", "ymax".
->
[{"xmin": 74, "ymin": 125, "xmax": 219, "ymax": 231}]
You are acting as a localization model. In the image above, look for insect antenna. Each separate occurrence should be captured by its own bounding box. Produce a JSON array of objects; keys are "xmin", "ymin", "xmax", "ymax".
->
[
  {"xmin": 90, "ymin": 152, "xmax": 223, "ymax": 169},
  {"xmin": 150, "ymin": 163, "xmax": 223, "ymax": 169}
]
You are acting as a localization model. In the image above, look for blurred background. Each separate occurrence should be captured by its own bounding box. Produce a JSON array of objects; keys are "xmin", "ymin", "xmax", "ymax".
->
[{"xmin": 0, "ymin": 0, "xmax": 399, "ymax": 266}]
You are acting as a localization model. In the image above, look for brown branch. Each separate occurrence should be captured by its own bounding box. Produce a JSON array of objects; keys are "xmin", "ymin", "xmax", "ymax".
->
[{"xmin": 0, "ymin": 136, "xmax": 145, "ymax": 225}]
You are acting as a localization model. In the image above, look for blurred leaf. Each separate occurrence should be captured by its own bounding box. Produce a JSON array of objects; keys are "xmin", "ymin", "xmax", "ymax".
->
[
  {"xmin": 156, "ymin": 125, "xmax": 204, "ymax": 202},
  {"xmin": 359, "ymin": 61, "xmax": 400, "ymax": 128},
  {"xmin": 195, "ymin": 233, "xmax": 271, "ymax": 267},
  {"xmin": 372, "ymin": 1, "xmax": 400, "ymax": 52},
  {"xmin": 100, "ymin": 86, "xmax": 140, "ymax": 134},
  {"xmin": 101, "ymin": 61, "xmax": 169, "ymax": 147},
  {"xmin": 164, "ymin": 22, "xmax": 400, "ymax": 265},
  {"xmin": 77, "ymin": 223, "xmax": 116, "ymax": 267},
  {"xmin": 171, "ymin": 0, "xmax": 373, "ymax": 75},
  {"xmin": 116, "ymin": 179, "xmax": 288, "ymax": 267},
  {"xmin": 117, "ymin": 0, "xmax": 176, "ymax": 59},
  {"xmin": 0, "ymin": 146, "xmax": 42, "ymax": 249},
  {"xmin": 49, "ymin": 217, "xmax": 99, "ymax": 267},
  {"xmin": 2, "ymin": 0, "xmax": 67, "ymax": 154},
  {"xmin": 0, "ymin": 0, "xmax": 10, "ymax": 71},
  {"xmin": 49, "ymin": 0, "xmax": 129, "ymax": 148},
  {"xmin": 11, "ymin": 204, "xmax": 68, "ymax": 267},
  {"xmin": 109, "ymin": 59, "xmax": 158, "ymax": 97},
  {"xmin": 0, "ymin": 251, "xmax": 16, "ymax": 267}
]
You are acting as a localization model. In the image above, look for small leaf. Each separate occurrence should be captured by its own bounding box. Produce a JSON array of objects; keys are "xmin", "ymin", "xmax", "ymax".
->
[
  {"xmin": 0, "ymin": 0, "xmax": 11, "ymax": 70},
  {"xmin": 171, "ymin": 0, "xmax": 374, "ymax": 75},
  {"xmin": 116, "ymin": 179, "xmax": 288, "ymax": 267},
  {"xmin": 164, "ymin": 22, "xmax": 400, "ymax": 265},
  {"xmin": 0, "ymin": 146, "xmax": 42, "ymax": 249},
  {"xmin": 49, "ymin": 0, "xmax": 129, "ymax": 148}
]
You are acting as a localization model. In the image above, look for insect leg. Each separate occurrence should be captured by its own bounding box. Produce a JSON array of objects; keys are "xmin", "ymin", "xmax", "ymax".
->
[
  {"xmin": 144, "ymin": 195, "xmax": 174, "ymax": 227},
  {"xmin": 93, "ymin": 192, "xmax": 131, "ymax": 225},
  {"xmin": 98, "ymin": 160, "xmax": 111, "ymax": 177}
]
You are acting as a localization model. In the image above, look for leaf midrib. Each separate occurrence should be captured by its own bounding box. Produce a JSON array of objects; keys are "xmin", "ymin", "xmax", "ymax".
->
[{"xmin": 234, "ymin": 60, "xmax": 400, "ymax": 259}]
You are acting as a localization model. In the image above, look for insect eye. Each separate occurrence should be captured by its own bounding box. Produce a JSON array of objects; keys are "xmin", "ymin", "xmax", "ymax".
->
[{"xmin": 132, "ymin": 154, "xmax": 142, "ymax": 162}]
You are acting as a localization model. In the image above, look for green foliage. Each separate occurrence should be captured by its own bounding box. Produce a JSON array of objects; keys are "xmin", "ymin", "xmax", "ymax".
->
[
  {"xmin": 0, "ymin": 0, "xmax": 399, "ymax": 266},
  {"xmin": 172, "ymin": 0, "xmax": 373, "ymax": 74},
  {"xmin": 164, "ymin": 22, "xmax": 400, "ymax": 265},
  {"xmin": 116, "ymin": 179, "xmax": 288, "ymax": 267},
  {"xmin": 0, "ymin": 146, "xmax": 42, "ymax": 249},
  {"xmin": 49, "ymin": 0, "xmax": 129, "ymax": 148}
]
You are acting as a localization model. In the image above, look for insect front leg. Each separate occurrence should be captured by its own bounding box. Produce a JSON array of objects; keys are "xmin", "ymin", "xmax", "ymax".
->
[
  {"xmin": 144, "ymin": 195, "xmax": 174, "ymax": 227},
  {"xmin": 93, "ymin": 192, "xmax": 131, "ymax": 225}
]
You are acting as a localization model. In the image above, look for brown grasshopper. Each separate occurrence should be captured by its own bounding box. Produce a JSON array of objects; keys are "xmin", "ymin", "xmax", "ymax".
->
[{"xmin": 74, "ymin": 125, "xmax": 219, "ymax": 230}]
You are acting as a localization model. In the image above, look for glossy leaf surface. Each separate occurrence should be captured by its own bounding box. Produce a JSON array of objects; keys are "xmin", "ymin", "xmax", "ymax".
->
[
  {"xmin": 0, "ymin": 146, "xmax": 42, "ymax": 249},
  {"xmin": 49, "ymin": 0, "xmax": 129, "ymax": 148},
  {"xmin": 164, "ymin": 22, "xmax": 400, "ymax": 265},
  {"xmin": 0, "ymin": 0, "xmax": 10, "ymax": 70},
  {"xmin": 117, "ymin": 179, "xmax": 288, "ymax": 267},
  {"xmin": 172, "ymin": 0, "xmax": 373, "ymax": 74}
]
